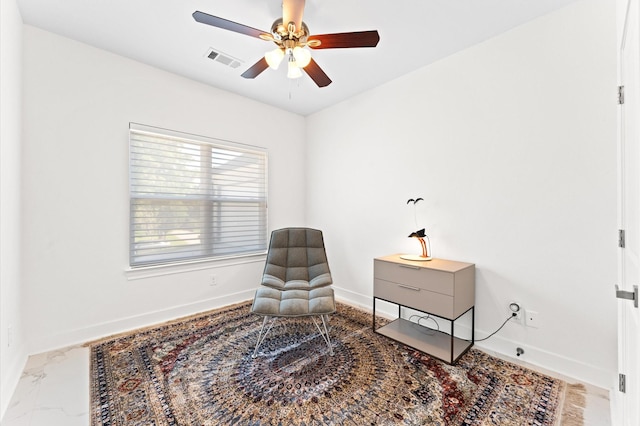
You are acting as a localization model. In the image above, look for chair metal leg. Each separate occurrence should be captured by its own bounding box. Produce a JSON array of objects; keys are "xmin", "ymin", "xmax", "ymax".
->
[
  {"xmin": 322, "ymin": 315, "xmax": 334, "ymax": 356},
  {"xmin": 254, "ymin": 315, "xmax": 333, "ymax": 358},
  {"xmin": 252, "ymin": 316, "xmax": 277, "ymax": 358},
  {"xmin": 311, "ymin": 314, "xmax": 334, "ymax": 356}
]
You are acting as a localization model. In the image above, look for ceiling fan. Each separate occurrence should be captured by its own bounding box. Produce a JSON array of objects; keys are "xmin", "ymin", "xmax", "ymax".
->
[{"xmin": 192, "ymin": 0, "xmax": 380, "ymax": 87}]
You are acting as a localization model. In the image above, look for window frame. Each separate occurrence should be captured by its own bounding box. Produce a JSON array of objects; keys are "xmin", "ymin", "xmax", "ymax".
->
[{"xmin": 128, "ymin": 123, "xmax": 268, "ymax": 269}]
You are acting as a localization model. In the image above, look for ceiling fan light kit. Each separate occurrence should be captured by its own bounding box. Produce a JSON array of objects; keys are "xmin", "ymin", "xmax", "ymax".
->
[
  {"xmin": 192, "ymin": 0, "xmax": 380, "ymax": 87},
  {"xmin": 265, "ymin": 48, "xmax": 285, "ymax": 69},
  {"xmin": 292, "ymin": 46, "xmax": 311, "ymax": 67},
  {"xmin": 287, "ymin": 58, "xmax": 303, "ymax": 79}
]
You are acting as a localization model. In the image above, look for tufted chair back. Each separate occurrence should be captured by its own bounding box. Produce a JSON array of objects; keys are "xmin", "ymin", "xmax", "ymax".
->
[{"xmin": 261, "ymin": 228, "xmax": 333, "ymax": 290}]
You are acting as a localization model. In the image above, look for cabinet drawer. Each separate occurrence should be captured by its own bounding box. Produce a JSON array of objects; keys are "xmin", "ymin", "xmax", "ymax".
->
[
  {"xmin": 374, "ymin": 279, "xmax": 454, "ymax": 318},
  {"xmin": 374, "ymin": 260, "xmax": 454, "ymax": 296}
]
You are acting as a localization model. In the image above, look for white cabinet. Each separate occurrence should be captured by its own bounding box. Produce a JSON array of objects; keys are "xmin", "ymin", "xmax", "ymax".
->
[{"xmin": 373, "ymin": 254, "xmax": 475, "ymax": 364}]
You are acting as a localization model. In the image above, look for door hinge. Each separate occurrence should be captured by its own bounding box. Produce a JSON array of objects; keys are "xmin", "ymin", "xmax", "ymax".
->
[
  {"xmin": 615, "ymin": 285, "xmax": 639, "ymax": 308},
  {"xmin": 619, "ymin": 373, "xmax": 626, "ymax": 393},
  {"xmin": 619, "ymin": 229, "xmax": 626, "ymax": 248},
  {"xmin": 618, "ymin": 85, "xmax": 625, "ymax": 104}
]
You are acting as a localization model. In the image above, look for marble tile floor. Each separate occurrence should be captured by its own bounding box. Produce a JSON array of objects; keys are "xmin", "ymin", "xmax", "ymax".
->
[
  {"xmin": 2, "ymin": 345, "xmax": 89, "ymax": 426},
  {"xmin": 1, "ymin": 344, "xmax": 611, "ymax": 426}
]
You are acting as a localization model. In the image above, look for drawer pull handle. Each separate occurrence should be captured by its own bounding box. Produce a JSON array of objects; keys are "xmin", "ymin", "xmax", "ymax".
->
[
  {"xmin": 398, "ymin": 284, "xmax": 421, "ymax": 291},
  {"xmin": 399, "ymin": 265, "xmax": 420, "ymax": 270}
]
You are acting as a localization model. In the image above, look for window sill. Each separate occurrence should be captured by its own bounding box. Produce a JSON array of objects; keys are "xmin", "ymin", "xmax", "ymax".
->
[{"xmin": 125, "ymin": 253, "xmax": 266, "ymax": 281}]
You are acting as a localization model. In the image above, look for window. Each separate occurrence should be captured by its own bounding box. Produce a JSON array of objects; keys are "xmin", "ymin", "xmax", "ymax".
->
[{"xmin": 129, "ymin": 123, "xmax": 268, "ymax": 268}]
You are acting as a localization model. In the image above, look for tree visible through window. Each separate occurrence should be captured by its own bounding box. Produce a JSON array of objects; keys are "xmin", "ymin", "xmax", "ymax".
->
[{"xmin": 129, "ymin": 124, "xmax": 268, "ymax": 267}]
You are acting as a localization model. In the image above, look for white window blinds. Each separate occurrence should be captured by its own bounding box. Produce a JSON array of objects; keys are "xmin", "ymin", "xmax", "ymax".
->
[{"xmin": 129, "ymin": 124, "xmax": 268, "ymax": 267}]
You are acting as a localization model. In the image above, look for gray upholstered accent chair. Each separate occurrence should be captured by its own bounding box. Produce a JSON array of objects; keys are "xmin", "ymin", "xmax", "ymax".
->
[{"xmin": 251, "ymin": 228, "xmax": 336, "ymax": 357}]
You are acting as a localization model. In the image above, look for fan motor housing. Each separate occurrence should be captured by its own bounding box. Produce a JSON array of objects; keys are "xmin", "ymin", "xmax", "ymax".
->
[{"xmin": 270, "ymin": 18, "xmax": 309, "ymax": 45}]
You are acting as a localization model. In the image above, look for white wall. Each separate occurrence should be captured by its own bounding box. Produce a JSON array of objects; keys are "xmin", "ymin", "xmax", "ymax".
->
[
  {"xmin": 20, "ymin": 26, "xmax": 307, "ymax": 354},
  {"xmin": 306, "ymin": 0, "xmax": 617, "ymax": 388},
  {"xmin": 0, "ymin": 0, "xmax": 26, "ymax": 418}
]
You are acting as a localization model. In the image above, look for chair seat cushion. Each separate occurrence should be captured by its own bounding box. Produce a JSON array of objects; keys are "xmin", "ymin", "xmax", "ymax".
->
[
  {"xmin": 251, "ymin": 286, "xmax": 336, "ymax": 317},
  {"xmin": 261, "ymin": 272, "xmax": 332, "ymax": 290}
]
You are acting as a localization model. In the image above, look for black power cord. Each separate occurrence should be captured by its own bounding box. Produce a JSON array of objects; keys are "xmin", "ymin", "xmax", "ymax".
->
[
  {"xmin": 408, "ymin": 312, "xmax": 517, "ymax": 342},
  {"xmin": 473, "ymin": 312, "xmax": 517, "ymax": 342},
  {"xmin": 408, "ymin": 314, "xmax": 440, "ymax": 335}
]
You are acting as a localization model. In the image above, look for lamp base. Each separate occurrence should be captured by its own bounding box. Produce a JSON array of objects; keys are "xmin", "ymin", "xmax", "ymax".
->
[{"xmin": 400, "ymin": 254, "xmax": 433, "ymax": 261}]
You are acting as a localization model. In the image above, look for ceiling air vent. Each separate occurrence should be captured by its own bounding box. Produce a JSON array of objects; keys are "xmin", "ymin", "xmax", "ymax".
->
[{"xmin": 206, "ymin": 48, "xmax": 242, "ymax": 69}]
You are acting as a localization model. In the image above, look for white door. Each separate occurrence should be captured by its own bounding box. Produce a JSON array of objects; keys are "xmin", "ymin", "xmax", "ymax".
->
[{"xmin": 617, "ymin": 0, "xmax": 640, "ymax": 425}]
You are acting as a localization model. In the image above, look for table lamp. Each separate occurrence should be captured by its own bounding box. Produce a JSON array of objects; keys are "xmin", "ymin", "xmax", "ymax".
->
[
  {"xmin": 400, "ymin": 228, "xmax": 432, "ymax": 261},
  {"xmin": 400, "ymin": 197, "xmax": 432, "ymax": 261}
]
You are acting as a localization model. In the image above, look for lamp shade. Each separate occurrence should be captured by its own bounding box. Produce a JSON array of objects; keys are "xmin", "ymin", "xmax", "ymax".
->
[
  {"xmin": 265, "ymin": 48, "xmax": 285, "ymax": 69},
  {"xmin": 292, "ymin": 46, "xmax": 312, "ymax": 68},
  {"xmin": 287, "ymin": 60, "xmax": 303, "ymax": 78}
]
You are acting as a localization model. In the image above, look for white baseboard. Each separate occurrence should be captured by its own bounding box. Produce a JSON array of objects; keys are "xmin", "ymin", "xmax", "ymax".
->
[
  {"xmin": 28, "ymin": 289, "xmax": 256, "ymax": 355},
  {"xmin": 335, "ymin": 287, "xmax": 614, "ymax": 390},
  {"xmin": 333, "ymin": 286, "xmax": 371, "ymax": 311},
  {"xmin": 474, "ymin": 333, "xmax": 614, "ymax": 390}
]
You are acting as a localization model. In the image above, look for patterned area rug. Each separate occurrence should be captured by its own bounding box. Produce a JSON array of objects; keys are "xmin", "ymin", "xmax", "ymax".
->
[{"xmin": 89, "ymin": 301, "xmax": 585, "ymax": 425}]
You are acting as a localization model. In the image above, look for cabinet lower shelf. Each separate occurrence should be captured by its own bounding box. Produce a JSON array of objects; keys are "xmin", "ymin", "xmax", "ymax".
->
[
  {"xmin": 374, "ymin": 317, "xmax": 473, "ymax": 364},
  {"xmin": 372, "ymin": 255, "xmax": 475, "ymax": 364}
]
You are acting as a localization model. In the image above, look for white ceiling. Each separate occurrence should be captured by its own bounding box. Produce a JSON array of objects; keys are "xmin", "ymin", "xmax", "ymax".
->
[{"xmin": 16, "ymin": 0, "xmax": 581, "ymax": 116}]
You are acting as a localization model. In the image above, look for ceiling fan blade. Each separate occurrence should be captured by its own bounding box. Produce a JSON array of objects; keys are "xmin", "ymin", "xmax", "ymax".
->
[
  {"xmin": 308, "ymin": 31, "xmax": 380, "ymax": 49},
  {"xmin": 241, "ymin": 58, "xmax": 269, "ymax": 79},
  {"xmin": 282, "ymin": 0, "xmax": 305, "ymax": 31},
  {"xmin": 304, "ymin": 58, "xmax": 332, "ymax": 87},
  {"xmin": 192, "ymin": 11, "xmax": 269, "ymax": 39}
]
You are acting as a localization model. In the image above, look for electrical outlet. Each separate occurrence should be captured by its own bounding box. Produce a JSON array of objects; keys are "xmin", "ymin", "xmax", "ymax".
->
[
  {"xmin": 7, "ymin": 325, "xmax": 13, "ymax": 347},
  {"xmin": 508, "ymin": 302, "xmax": 522, "ymax": 323},
  {"xmin": 210, "ymin": 275, "xmax": 217, "ymax": 286},
  {"xmin": 526, "ymin": 310, "xmax": 539, "ymax": 328}
]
